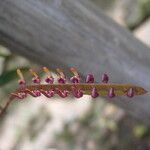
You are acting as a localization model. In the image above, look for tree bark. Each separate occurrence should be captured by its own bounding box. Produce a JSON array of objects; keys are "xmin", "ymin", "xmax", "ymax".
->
[{"xmin": 0, "ymin": 0, "xmax": 150, "ymax": 124}]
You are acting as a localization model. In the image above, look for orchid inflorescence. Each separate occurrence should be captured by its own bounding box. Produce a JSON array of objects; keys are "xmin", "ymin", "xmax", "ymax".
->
[
  {"xmin": 12, "ymin": 67, "xmax": 147, "ymax": 99},
  {"xmin": 0, "ymin": 67, "xmax": 147, "ymax": 116}
]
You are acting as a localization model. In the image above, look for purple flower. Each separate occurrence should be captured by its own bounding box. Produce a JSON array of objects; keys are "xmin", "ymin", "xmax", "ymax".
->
[
  {"xmin": 86, "ymin": 74, "xmax": 94, "ymax": 83},
  {"xmin": 108, "ymin": 88, "xmax": 115, "ymax": 98},
  {"xmin": 126, "ymin": 88, "xmax": 134, "ymax": 98},
  {"xmin": 45, "ymin": 77, "xmax": 54, "ymax": 84},
  {"xmin": 91, "ymin": 87, "xmax": 99, "ymax": 98},
  {"xmin": 70, "ymin": 76, "xmax": 80, "ymax": 83},
  {"xmin": 32, "ymin": 77, "xmax": 41, "ymax": 84},
  {"xmin": 102, "ymin": 73, "xmax": 109, "ymax": 83}
]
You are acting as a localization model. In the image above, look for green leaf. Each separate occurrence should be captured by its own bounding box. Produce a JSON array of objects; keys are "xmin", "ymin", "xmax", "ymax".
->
[
  {"xmin": 0, "ymin": 67, "xmax": 29, "ymax": 86},
  {"xmin": 0, "ymin": 53, "xmax": 10, "ymax": 58},
  {"xmin": 133, "ymin": 125, "xmax": 148, "ymax": 138}
]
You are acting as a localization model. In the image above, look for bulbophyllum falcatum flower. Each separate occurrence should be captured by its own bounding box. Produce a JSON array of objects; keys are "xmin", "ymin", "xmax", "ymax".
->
[{"xmin": 0, "ymin": 67, "xmax": 147, "ymax": 116}]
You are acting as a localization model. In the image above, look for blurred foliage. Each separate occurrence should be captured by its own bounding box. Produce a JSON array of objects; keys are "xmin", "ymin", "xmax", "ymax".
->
[
  {"xmin": 27, "ymin": 106, "xmax": 52, "ymax": 141},
  {"xmin": 0, "ymin": 53, "xmax": 10, "ymax": 58},
  {"xmin": 133, "ymin": 124, "xmax": 149, "ymax": 138},
  {"xmin": 0, "ymin": 46, "xmax": 11, "ymax": 57},
  {"xmin": 127, "ymin": 0, "xmax": 150, "ymax": 30},
  {"xmin": 55, "ymin": 109, "xmax": 150, "ymax": 150},
  {"xmin": 141, "ymin": 0, "xmax": 150, "ymax": 21}
]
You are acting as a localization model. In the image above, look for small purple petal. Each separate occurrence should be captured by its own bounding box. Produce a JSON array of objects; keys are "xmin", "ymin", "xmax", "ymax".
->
[
  {"xmin": 40, "ymin": 89, "xmax": 55, "ymax": 98},
  {"xmin": 127, "ymin": 88, "xmax": 134, "ymax": 98},
  {"xmin": 45, "ymin": 77, "xmax": 54, "ymax": 84},
  {"xmin": 25, "ymin": 89, "xmax": 41, "ymax": 97},
  {"xmin": 86, "ymin": 74, "xmax": 94, "ymax": 83},
  {"xmin": 32, "ymin": 77, "xmax": 41, "ymax": 84},
  {"xmin": 70, "ymin": 76, "xmax": 80, "ymax": 83},
  {"xmin": 91, "ymin": 87, "xmax": 99, "ymax": 98},
  {"xmin": 108, "ymin": 88, "xmax": 115, "ymax": 98},
  {"xmin": 33, "ymin": 90, "xmax": 41, "ymax": 97},
  {"xmin": 102, "ymin": 73, "xmax": 109, "ymax": 83},
  {"xmin": 72, "ymin": 89, "xmax": 83, "ymax": 98},
  {"xmin": 58, "ymin": 77, "xmax": 66, "ymax": 84},
  {"xmin": 18, "ymin": 79, "xmax": 26, "ymax": 86},
  {"xmin": 47, "ymin": 90, "xmax": 55, "ymax": 97},
  {"xmin": 56, "ymin": 89, "xmax": 69, "ymax": 98}
]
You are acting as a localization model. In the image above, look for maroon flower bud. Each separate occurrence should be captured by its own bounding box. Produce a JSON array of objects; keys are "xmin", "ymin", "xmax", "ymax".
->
[
  {"xmin": 70, "ymin": 76, "xmax": 80, "ymax": 83},
  {"xmin": 102, "ymin": 73, "xmax": 109, "ymax": 83},
  {"xmin": 32, "ymin": 77, "xmax": 41, "ymax": 84},
  {"xmin": 56, "ymin": 89, "xmax": 69, "ymax": 98},
  {"xmin": 86, "ymin": 74, "xmax": 94, "ymax": 83},
  {"xmin": 126, "ymin": 88, "xmax": 134, "ymax": 98},
  {"xmin": 47, "ymin": 90, "xmax": 55, "ymax": 97},
  {"xmin": 32, "ymin": 90, "xmax": 41, "ymax": 97},
  {"xmin": 72, "ymin": 89, "xmax": 83, "ymax": 98},
  {"xmin": 91, "ymin": 87, "xmax": 99, "ymax": 98},
  {"xmin": 18, "ymin": 79, "xmax": 26, "ymax": 86},
  {"xmin": 25, "ymin": 89, "xmax": 41, "ymax": 97},
  {"xmin": 17, "ymin": 69, "xmax": 26, "ymax": 87},
  {"xmin": 56, "ymin": 68, "xmax": 66, "ymax": 84},
  {"xmin": 45, "ymin": 77, "xmax": 54, "ymax": 84},
  {"xmin": 40, "ymin": 89, "xmax": 55, "ymax": 98},
  {"xmin": 108, "ymin": 88, "xmax": 115, "ymax": 98},
  {"xmin": 58, "ymin": 77, "xmax": 66, "ymax": 84}
]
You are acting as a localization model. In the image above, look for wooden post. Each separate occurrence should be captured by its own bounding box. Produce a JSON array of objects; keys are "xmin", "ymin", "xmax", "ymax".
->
[{"xmin": 0, "ymin": 0, "xmax": 150, "ymax": 124}]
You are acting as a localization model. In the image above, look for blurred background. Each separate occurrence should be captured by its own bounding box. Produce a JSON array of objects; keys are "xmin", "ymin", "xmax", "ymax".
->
[{"xmin": 0, "ymin": 0, "xmax": 150, "ymax": 149}]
